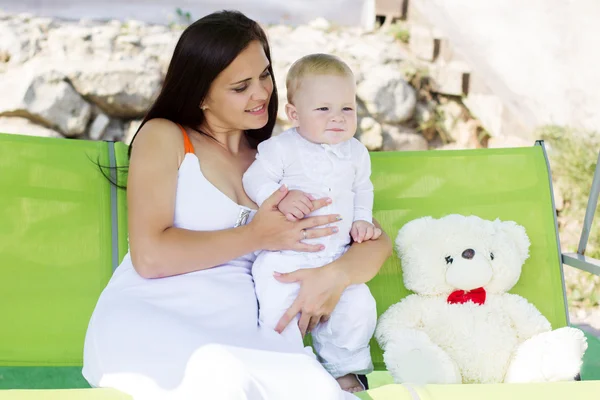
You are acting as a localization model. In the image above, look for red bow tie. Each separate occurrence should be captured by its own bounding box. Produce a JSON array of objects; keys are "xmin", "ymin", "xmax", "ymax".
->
[{"xmin": 447, "ymin": 287, "xmax": 486, "ymax": 305}]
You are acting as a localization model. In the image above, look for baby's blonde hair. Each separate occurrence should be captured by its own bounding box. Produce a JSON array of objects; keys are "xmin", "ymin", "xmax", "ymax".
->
[{"xmin": 286, "ymin": 53, "xmax": 354, "ymax": 104}]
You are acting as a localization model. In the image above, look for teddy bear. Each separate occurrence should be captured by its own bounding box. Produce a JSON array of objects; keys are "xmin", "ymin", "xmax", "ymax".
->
[{"xmin": 375, "ymin": 214, "xmax": 588, "ymax": 384}]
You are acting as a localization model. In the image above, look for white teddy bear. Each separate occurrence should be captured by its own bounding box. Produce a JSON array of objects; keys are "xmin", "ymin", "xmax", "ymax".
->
[{"xmin": 375, "ymin": 214, "xmax": 588, "ymax": 384}]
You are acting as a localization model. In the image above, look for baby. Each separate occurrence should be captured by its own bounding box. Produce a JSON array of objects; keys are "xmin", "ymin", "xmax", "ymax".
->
[{"xmin": 242, "ymin": 53, "xmax": 379, "ymax": 392}]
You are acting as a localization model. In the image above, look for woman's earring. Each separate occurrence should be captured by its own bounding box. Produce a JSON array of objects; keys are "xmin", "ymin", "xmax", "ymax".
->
[{"xmin": 201, "ymin": 105, "xmax": 207, "ymax": 111}]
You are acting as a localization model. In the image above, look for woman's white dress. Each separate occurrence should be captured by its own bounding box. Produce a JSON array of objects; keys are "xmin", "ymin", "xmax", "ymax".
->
[{"xmin": 82, "ymin": 147, "xmax": 355, "ymax": 400}]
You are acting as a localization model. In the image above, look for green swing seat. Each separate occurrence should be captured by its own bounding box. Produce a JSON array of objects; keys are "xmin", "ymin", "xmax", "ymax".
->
[{"xmin": 0, "ymin": 132, "xmax": 598, "ymax": 399}]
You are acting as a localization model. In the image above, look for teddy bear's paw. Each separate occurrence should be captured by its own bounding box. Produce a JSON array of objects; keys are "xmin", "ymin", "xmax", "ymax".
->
[
  {"xmin": 383, "ymin": 339, "xmax": 461, "ymax": 384},
  {"xmin": 505, "ymin": 327, "xmax": 588, "ymax": 383},
  {"xmin": 539, "ymin": 327, "xmax": 588, "ymax": 381}
]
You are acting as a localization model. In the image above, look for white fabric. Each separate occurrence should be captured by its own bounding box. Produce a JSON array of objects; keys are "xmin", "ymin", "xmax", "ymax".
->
[
  {"xmin": 83, "ymin": 152, "xmax": 356, "ymax": 400},
  {"xmin": 253, "ymin": 251, "xmax": 377, "ymax": 378},
  {"xmin": 242, "ymin": 127, "xmax": 374, "ymax": 255},
  {"xmin": 242, "ymin": 128, "xmax": 376, "ymax": 377}
]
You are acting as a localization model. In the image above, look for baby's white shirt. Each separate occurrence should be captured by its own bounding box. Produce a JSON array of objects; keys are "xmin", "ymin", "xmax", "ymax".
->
[{"xmin": 243, "ymin": 128, "xmax": 373, "ymax": 254}]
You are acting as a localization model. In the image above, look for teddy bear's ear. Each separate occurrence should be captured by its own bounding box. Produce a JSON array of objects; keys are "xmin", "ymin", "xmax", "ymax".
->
[
  {"xmin": 395, "ymin": 216, "xmax": 434, "ymax": 256},
  {"xmin": 495, "ymin": 220, "xmax": 531, "ymax": 262}
]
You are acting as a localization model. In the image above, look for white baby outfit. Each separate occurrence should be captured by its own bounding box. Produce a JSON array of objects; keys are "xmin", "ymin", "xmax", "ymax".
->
[{"xmin": 242, "ymin": 127, "xmax": 377, "ymax": 378}]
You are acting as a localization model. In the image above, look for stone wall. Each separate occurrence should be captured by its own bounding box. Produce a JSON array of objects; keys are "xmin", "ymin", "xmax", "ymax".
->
[{"xmin": 0, "ymin": 12, "xmax": 482, "ymax": 151}]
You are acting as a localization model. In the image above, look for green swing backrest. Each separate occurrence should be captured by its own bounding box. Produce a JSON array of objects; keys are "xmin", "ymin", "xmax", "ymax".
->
[
  {"xmin": 366, "ymin": 145, "xmax": 568, "ymax": 369},
  {"xmin": 0, "ymin": 133, "xmax": 128, "ymax": 368},
  {"xmin": 0, "ymin": 133, "xmax": 567, "ymax": 375}
]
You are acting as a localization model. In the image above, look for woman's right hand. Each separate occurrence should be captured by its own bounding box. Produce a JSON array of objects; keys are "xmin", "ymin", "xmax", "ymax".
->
[{"xmin": 249, "ymin": 185, "xmax": 341, "ymax": 252}]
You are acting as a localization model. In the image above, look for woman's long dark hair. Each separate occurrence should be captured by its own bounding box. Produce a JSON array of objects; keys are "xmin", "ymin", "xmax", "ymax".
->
[
  {"xmin": 130, "ymin": 10, "xmax": 278, "ymax": 156},
  {"xmin": 101, "ymin": 10, "xmax": 278, "ymax": 187}
]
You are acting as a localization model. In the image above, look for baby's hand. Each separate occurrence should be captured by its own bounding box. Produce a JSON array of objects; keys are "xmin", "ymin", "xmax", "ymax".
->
[
  {"xmin": 351, "ymin": 220, "xmax": 381, "ymax": 243},
  {"xmin": 278, "ymin": 190, "xmax": 315, "ymax": 221}
]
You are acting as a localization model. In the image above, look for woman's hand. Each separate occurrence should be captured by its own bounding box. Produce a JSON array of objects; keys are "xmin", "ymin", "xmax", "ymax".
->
[
  {"xmin": 274, "ymin": 265, "xmax": 350, "ymax": 337},
  {"xmin": 249, "ymin": 185, "xmax": 341, "ymax": 252},
  {"xmin": 274, "ymin": 219, "xmax": 392, "ymax": 336}
]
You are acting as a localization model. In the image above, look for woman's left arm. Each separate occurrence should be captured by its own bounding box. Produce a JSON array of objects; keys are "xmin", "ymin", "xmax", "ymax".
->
[{"xmin": 274, "ymin": 218, "xmax": 392, "ymax": 336}]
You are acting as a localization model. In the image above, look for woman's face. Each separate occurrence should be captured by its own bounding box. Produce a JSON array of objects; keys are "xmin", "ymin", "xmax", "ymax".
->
[{"xmin": 202, "ymin": 40, "xmax": 273, "ymax": 133}]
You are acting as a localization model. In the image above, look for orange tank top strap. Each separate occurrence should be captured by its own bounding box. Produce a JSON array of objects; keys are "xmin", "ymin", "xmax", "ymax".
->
[{"xmin": 177, "ymin": 124, "xmax": 195, "ymax": 154}]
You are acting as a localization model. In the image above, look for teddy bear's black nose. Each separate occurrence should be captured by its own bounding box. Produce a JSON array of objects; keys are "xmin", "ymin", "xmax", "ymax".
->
[{"xmin": 462, "ymin": 249, "xmax": 475, "ymax": 260}]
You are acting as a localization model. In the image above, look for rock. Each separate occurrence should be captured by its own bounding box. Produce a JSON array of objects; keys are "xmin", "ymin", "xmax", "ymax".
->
[
  {"xmin": 116, "ymin": 34, "xmax": 141, "ymax": 46},
  {"xmin": 438, "ymin": 99, "xmax": 465, "ymax": 135},
  {"xmin": 337, "ymin": 32, "xmax": 406, "ymax": 71},
  {"xmin": 449, "ymin": 119, "xmax": 481, "ymax": 149},
  {"xmin": 357, "ymin": 117, "xmax": 383, "ymax": 151},
  {"xmin": 356, "ymin": 99, "xmax": 369, "ymax": 118},
  {"xmin": 409, "ymin": 24, "xmax": 439, "ymax": 62},
  {"xmin": 88, "ymin": 113, "xmax": 110, "ymax": 140},
  {"xmin": 429, "ymin": 60, "xmax": 470, "ymax": 96},
  {"xmin": 0, "ymin": 61, "xmax": 91, "ymax": 136},
  {"xmin": 436, "ymin": 142, "xmax": 464, "ymax": 151},
  {"xmin": 381, "ymin": 125, "xmax": 429, "ymax": 151},
  {"xmin": 414, "ymin": 101, "xmax": 437, "ymax": 140},
  {"xmin": 288, "ymin": 25, "xmax": 329, "ymax": 49},
  {"xmin": 45, "ymin": 25, "xmax": 103, "ymax": 61},
  {"xmin": 121, "ymin": 19, "xmax": 147, "ymax": 34},
  {"xmin": 0, "ymin": 16, "xmax": 46, "ymax": 65},
  {"xmin": 438, "ymin": 99, "xmax": 481, "ymax": 146},
  {"xmin": 104, "ymin": 119, "xmax": 125, "ymax": 141},
  {"xmin": 357, "ymin": 64, "xmax": 417, "ymax": 124},
  {"xmin": 44, "ymin": 23, "xmax": 150, "ymax": 63},
  {"xmin": 90, "ymin": 25, "xmax": 121, "ymax": 58},
  {"xmin": 268, "ymin": 24, "xmax": 330, "ymax": 68},
  {"xmin": 487, "ymin": 135, "xmax": 533, "ymax": 148},
  {"xmin": 462, "ymin": 88, "xmax": 535, "ymax": 143},
  {"xmin": 88, "ymin": 104, "xmax": 105, "ymax": 121},
  {"xmin": 141, "ymin": 32, "xmax": 178, "ymax": 74},
  {"xmin": 124, "ymin": 119, "xmax": 142, "ymax": 145},
  {"xmin": 114, "ymin": 34, "xmax": 143, "ymax": 59},
  {"xmin": 0, "ymin": 22, "xmax": 23, "ymax": 63},
  {"xmin": 145, "ymin": 24, "xmax": 171, "ymax": 35},
  {"xmin": 0, "ymin": 13, "xmax": 428, "ymax": 146},
  {"xmin": 308, "ymin": 17, "xmax": 331, "ymax": 31},
  {"xmin": 0, "ymin": 116, "xmax": 62, "ymax": 138},
  {"xmin": 415, "ymin": 102, "xmax": 434, "ymax": 125},
  {"xmin": 67, "ymin": 60, "xmax": 162, "ymax": 118}
]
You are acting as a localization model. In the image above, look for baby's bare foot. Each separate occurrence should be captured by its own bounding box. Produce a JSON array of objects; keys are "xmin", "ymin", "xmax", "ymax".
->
[{"xmin": 336, "ymin": 374, "xmax": 364, "ymax": 393}]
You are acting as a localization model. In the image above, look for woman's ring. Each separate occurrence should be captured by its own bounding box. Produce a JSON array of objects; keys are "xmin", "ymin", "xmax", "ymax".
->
[{"xmin": 301, "ymin": 229, "xmax": 307, "ymax": 240}]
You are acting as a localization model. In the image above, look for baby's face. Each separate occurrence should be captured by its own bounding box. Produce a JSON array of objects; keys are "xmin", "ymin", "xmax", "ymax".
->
[{"xmin": 286, "ymin": 74, "xmax": 357, "ymax": 145}]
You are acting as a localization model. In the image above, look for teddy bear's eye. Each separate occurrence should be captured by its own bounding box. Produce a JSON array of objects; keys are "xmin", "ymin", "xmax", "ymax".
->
[
  {"xmin": 445, "ymin": 256, "xmax": 453, "ymax": 265},
  {"xmin": 490, "ymin": 253, "xmax": 495, "ymax": 260}
]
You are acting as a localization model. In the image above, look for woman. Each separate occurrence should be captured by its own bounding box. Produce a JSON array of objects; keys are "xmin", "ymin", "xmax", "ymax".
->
[{"xmin": 83, "ymin": 10, "xmax": 391, "ymax": 400}]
